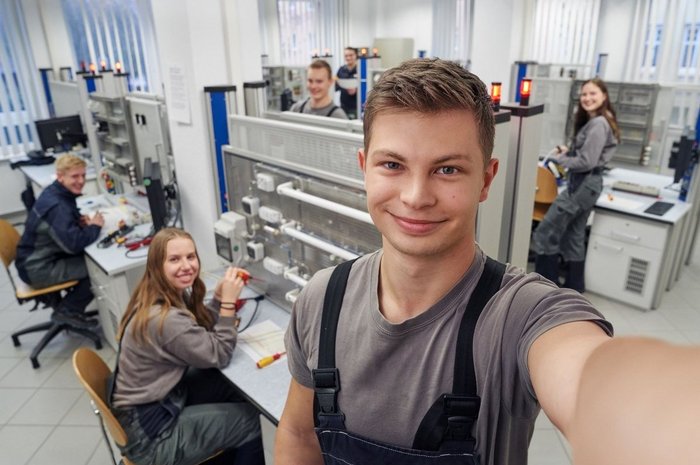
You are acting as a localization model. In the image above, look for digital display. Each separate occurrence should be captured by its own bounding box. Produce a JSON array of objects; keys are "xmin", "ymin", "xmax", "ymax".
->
[{"xmin": 215, "ymin": 233, "xmax": 233, "ymax": 262}]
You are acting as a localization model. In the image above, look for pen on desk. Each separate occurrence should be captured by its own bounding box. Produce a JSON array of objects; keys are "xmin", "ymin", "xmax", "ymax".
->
[{"xmin": 256, "ymin": 351, "xmax": 286, "ymax": 369}]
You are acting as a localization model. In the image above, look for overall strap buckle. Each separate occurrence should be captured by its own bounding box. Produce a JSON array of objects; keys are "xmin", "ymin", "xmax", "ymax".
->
[
  {"xmin": 313, "ymin": 368, "xmax": 345, "ymax": 428},
  {"xmin": 442, "ymin": 395, "xmax": 480, "ymax": 449}
]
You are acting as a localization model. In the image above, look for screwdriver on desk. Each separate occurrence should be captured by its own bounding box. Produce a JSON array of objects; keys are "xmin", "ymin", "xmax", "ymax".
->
[{"xmin": 256, "ymin": 352, "xmax": 286, "ymax": 369}]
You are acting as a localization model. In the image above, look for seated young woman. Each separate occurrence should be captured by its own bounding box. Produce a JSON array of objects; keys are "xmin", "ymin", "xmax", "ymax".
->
[{"xmin": 110, "ymin": 227, "xmax": 264, "ymax": 465}]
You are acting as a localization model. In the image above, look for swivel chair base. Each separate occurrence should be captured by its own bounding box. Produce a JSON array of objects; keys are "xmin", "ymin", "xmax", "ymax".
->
[{"xmin": 12, "ymin": 310, "xmax": 102, "ymax": 369}]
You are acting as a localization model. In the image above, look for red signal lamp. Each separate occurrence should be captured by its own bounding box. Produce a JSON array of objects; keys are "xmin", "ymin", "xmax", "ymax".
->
[
  {"xmin": 490, "ymin": 82, "xmax": 502, "ymax": 111},
  {"xmin": 520, "ymin": 78, "xmax": 532, "ymax": 106}
]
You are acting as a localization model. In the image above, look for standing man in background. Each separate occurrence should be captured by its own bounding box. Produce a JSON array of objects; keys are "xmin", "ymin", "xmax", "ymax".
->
[
  {"xmin": 336, "ymin": 47, "xmax": 359, "ymax": 119},
  {"xmin": 16, "ymin": 154, "xmax": 104, "ymax": 329},
  {"xmin": 290, "ymin": 60, "xmax": 348, "ymax": 120}
]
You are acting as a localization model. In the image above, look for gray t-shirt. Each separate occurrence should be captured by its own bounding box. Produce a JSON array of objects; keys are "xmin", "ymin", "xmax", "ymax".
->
[
  {"xmin": 285, "ymin": 248, "xmax": 613, "ymax": 465},
  {"xmin": 290, "ymin": 98, "xmax": 348, "ymax": 119}
]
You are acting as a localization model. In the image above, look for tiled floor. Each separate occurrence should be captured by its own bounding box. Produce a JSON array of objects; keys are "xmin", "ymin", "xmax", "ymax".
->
[{"xmin": 1, "ymin": 241, "xmax": 699, "ymax": 465}]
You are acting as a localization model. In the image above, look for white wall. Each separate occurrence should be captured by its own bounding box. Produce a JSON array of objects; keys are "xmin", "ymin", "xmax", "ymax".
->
[
  {"xmin": 471, "ymin": 0, "xmax": 525, "ymax": 101},
  {"xmin": 595, "ymin": 0, "xmax": 636, "ymax": 82},
  {"xmin": 149, "ymin": 0, "xmax": 262, "ymax": 270},
  {"xmin": 348, "ymin": 0, "xmax": 376, "ymax": 48},
  {"xmin": 21, "ymin": 0, "xmax": 51, "ymax": 69},
  {"xmin": 374, "ymin": 0, "xmax": 432, "ymax": 58},
  {"xmin": 35, "ymin": 0, "xmax": 73, "ymax": 69}
]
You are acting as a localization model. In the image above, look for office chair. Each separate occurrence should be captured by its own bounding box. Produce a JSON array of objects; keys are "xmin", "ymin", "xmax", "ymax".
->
[
  {"xmin": 533, "ymin": 166, "xmax": 559, "ymax": 222},
  {"xmin": 0, "ymin": 219, "xmax": 102, "ymax": 369},
  {"xmin": 72, "ymin": 348, "xmax": 222, "ymax": 465}
]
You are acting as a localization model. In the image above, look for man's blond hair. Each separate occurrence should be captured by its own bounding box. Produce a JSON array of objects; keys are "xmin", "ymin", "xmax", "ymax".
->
[{"xmin": 55, "ymin": 154, "xmax": 86, "ymax": 174}]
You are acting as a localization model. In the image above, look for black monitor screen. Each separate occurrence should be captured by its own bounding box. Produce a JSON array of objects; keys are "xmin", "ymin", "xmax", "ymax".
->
[
  {"xmin": 143, "ymin": 158, "xmax": 168, "ymax": 232},
  {"xmin": 34, "ymin": 115, "xmax": 86, "ymax": 153},
  {"xmin": 670, "ymin": 135, "xmax": 695, "ymax": 184}
]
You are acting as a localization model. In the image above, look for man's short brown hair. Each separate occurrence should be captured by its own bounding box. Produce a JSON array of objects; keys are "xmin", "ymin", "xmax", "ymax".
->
[
  {"xmin": 363, "ymin": 58, "xmax": 495, "ymax": 166},
  {"xmin": 55, "ymin": 154, "xmax": 87, "ymax": 174},
  {"xmin": 309, "ymin": 59, "xmax": 333, "ymax": 80}
]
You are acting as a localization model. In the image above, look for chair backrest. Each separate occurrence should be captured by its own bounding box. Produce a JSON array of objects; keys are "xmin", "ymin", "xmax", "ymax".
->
[
  {"xmin": 72, "ymin": 348, "xmax": 129, "ymax": 447},
  {"xmin": 535, "ymin": 166, "xmax": 559, "ymax": 205},
  {"xmin": 0, "ymin": 219, "xmax": 20, "ymax": 269}
]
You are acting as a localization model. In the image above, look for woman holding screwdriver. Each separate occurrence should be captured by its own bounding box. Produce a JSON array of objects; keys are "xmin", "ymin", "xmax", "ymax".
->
[
  {"xmin": 532, "ymin": 77, "xmax": 619, "ymax": 292},
  {"xmin": 110, "ymin": 228, "xmax": 265, "ymax": 465}
]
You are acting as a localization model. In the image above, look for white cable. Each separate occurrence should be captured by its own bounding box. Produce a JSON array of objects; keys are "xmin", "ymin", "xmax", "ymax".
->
[
  {"xmin": 276, "ymin": 182, "xmax": 373, "ymax": 225},
  {"xmin": 281, "ymin": 222, "xmax": 359, "ymax": 261}
]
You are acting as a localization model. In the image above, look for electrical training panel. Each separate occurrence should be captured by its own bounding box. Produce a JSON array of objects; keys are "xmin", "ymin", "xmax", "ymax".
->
[{"xmin": 218, "ymin": 116, "xmax": 382, "ymax": 310}]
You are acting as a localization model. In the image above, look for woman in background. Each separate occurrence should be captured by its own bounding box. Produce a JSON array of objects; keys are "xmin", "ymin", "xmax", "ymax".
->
[
  {"xmin": 533, "ymin": 78, "xmax": 619, "ymax": 292},
  {"xmin": 110, "ymin": 228, "xmax": 264, "ymax": 465}
]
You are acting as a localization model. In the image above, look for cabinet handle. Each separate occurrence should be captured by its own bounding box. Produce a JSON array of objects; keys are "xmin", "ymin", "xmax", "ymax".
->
[
  {"xmin": 610, "ymin": 230, "xmax": 640, "ymax": 242},
  {"xmin": 596, "ymin": 242, "xmax": 624, "ymax": 253}
]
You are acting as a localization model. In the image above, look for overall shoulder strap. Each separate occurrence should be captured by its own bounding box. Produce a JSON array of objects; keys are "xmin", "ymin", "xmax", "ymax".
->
[
  {"xmin": 312, "ymin": 259, "xmax": 357, "ymax": 427},
  {"xmin": 412, "ymin": 256, "xmax": 507, "ymax": 451},
  {"xmin": 453, "ymin": 256, "xmax": 506, "ymax": 395},
  {"xmin": 326, "ymin": 105, "xmax": 339, "ymax": 117}
]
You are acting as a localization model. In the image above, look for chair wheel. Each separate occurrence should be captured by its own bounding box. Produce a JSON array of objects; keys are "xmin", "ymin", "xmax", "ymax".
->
[
  {"xmin": 11, "ymin": 335, "xmax": 20, "ymax": 347},
  {"xmin": 31, "ymin": 357, "xmax": 40, "ymax": 369}
]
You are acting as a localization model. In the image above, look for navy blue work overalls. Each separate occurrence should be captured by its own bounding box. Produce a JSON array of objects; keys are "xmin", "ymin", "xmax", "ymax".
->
[{"xmin": 312, "ymin": 257, "xmax": 506, "ymax": 465}]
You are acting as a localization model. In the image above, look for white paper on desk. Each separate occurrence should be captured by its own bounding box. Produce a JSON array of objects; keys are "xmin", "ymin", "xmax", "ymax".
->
[
  {"xmin": 336, "ymin": 78, "xmax": 358, "ymax": 90},
  {"xmin": 238, "ymin": 319, "xmax": 286, "ymax": 362},
  {"xmin": 599, "ymin": 195, "xmax": 645, "ymax": 211}
]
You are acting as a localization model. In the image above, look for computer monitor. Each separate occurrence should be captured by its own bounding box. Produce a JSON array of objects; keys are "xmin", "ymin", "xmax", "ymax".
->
[
  {"xmin": 143, "ymin": 157, "xmax": 169, "ymax": 232},
  {"xmin": 34, "ymin": 115, "xmax": 87, "ymax": 153},
  {"xmin": 669, "ymin": 135, "xmax": 695, "ymax": 184}
]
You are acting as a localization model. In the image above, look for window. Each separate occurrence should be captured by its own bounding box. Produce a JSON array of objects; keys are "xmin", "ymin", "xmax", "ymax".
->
[
  {"xmin": 679, "ymin": 22, "xmax": 700, "ymax": 73},
  {"xmin": 432, "ymin": 0, "xmax": 472, "ymax": 66},
  {"xmin": 641, "ymin": 23, "xmax": 663, "ymax": 68},
  {"xmin": 277, "ymin": 0, "xmax": 317, "ymax": 65},
  {"xmin": 276, "ymin": 0, "xmax": 348, "ymax": 67},
  {"xmin": 0, "ymin": 0, "xmax": 46, "ymax": 156},
  {"xmin": 61, "ymin": 0, "xmax": 155, "ymax": 92}
]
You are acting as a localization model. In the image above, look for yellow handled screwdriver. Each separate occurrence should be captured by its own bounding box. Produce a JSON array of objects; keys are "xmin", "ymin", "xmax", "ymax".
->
[{"xmin": 256, "ymin": 352, "xmax": 286, "ymax": 369}]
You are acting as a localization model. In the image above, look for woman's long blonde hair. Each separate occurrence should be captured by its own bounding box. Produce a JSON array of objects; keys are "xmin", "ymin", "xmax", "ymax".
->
[{"xmin": 116, "ymin": 228, "xmax": 214, "ymax": 344}]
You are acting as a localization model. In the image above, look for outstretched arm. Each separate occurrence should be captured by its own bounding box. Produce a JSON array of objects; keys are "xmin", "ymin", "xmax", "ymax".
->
[
  {"xmin": 275, "ymin": 378, "xmax": 323, "ymax": 465},
  {"xmin": 530, "ymin": 322, "xmax": 700, "ymax": 465}
]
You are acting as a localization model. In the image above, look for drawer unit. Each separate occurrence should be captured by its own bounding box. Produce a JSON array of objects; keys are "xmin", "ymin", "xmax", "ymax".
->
[
  {"xmin": 591, "ymin": 210, "xmax": 667, "ymax": 250},
  {"xmin": 585, "ymin": 210, "xmax": 669, "ymax": 309},
  {"xmin": 86, "ymin": 255, "xmax": 145, "ymax": 350}
]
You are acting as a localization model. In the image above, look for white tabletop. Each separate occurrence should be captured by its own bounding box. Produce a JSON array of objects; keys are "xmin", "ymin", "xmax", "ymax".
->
[
  {"xmin": 597, "ymin": 168, "xmax": 691, "ymax": 224},
  {"xmin": 81, "ymin": 193, "xmax": 152, "ymax": 275},
  {"xmin": 201, "ymin": 268, "xmax": 292, "ymax": 424},
  {"xmin": 220, "ymin": 298, "xmax": 291, "ymax": 424}
]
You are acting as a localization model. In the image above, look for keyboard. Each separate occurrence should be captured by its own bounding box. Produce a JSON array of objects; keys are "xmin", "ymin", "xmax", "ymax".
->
[
  {"xmin": 611, "ymin": 180, "xmax": 660, "ymax": 197},
  {"xmin": 644, "ymin": 201, "xmax": 674, "ymax": 216}
]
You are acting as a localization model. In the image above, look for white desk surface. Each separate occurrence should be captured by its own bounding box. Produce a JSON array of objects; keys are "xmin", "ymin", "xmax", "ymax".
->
[
  {"xmin": 19, "ymin": 162, "xmax": 97, "ymax": 188},
  {"xmin": 222, "ymin": 298, "xmax": 291, "ymax": 424},
  {"xmin": 80, "ymin": 193, "xmax": 152, "ymax": 275},
  {"xmin": 596, "ymin": 168, "xmax": 691, "ymax": 224},
  {"xmin": 202, "ymin": 270, "xmax": 292, "ymax": 424}
]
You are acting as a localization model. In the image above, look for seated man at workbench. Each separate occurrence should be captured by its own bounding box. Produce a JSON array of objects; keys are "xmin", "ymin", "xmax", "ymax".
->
[{"xmin": 16, "ymin": 154, "xmax": 104, "ymax": 329}]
